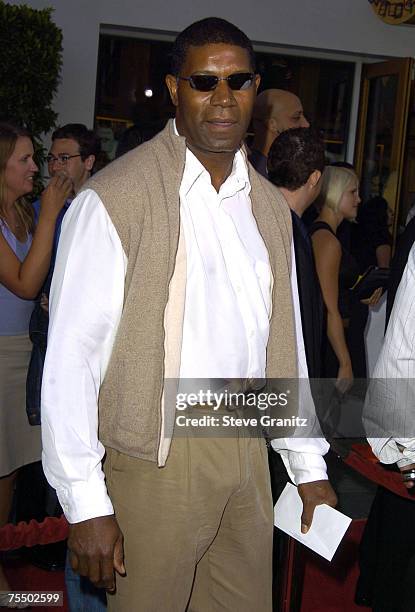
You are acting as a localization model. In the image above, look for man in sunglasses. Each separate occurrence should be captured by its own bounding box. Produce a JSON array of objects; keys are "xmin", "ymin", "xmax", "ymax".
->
[{"xmin": 41, "ymin": 17, "xmax": 335, "ymax": 611}]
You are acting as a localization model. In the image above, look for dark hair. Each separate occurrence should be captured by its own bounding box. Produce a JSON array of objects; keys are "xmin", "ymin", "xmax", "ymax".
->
[
  {"xmin": 267, "ymin": 127, "xmax": 325, "ymax": 191},
  {"xmin": 52, "ymin": 123, "xmax": 101, "ymax": 160},
  {"xmin": 357, "ymin": 195, "xmax": 388, "ymax": 228},
  {"xmin": 170, "ymin": 17, "xmax": 256, "ymax": 75}
]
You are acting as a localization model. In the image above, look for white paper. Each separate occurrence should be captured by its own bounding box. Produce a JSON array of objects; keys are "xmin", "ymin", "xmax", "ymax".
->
[{"xmin": 274, "ymin": 482, "xmax": 352, "ymax": 562}]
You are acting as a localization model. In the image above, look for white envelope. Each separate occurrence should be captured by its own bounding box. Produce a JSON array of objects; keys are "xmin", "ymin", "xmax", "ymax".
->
[{"xmin": 274, "ymin": 482, "xmax": 352, "ymax": 562}]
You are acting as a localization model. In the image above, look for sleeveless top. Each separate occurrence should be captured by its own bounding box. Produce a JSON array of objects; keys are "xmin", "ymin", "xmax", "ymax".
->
[
  {"xmin": 0, "ymin": 220, "xmax": 34, "ymax": 335},
  {"xmin": 309, "ymin": 221, "xmax": 360, "ymax": 320}
]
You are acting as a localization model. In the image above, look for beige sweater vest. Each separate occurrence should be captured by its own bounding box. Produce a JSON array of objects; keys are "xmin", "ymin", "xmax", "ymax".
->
[{"xmin": 84, "ymin": 120, "xmax": 297, "ymax": 464}]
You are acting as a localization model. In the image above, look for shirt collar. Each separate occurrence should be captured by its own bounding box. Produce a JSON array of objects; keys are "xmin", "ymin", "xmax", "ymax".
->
[{"xmin": 173, "ymin": 119, "xmax": 250, "ymax": 197}]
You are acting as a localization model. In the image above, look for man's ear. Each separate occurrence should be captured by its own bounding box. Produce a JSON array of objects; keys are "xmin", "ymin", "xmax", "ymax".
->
[
  {"xmin": 84, "ymin": 155, "xmax": 95, "ymax": 172},
  {"xmin": 309, "ymin": 169, "xmax": 322, "ymax": 188},
  {"xmin": 268, "ymin": 117, "xmax": 280, "ymax": 136},
  {"xmin": 165, "ymin": 74, "xmax": 179, "ymax": 107}
]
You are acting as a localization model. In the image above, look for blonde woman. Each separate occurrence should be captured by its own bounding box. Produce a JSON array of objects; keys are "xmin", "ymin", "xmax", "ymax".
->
[
  {"xmin": 309, "ymin": 165, "xmax": 381, "ymax": 391},
  {"xmin": 0, "ymin": 122, "xmax": 71, "ymax": 595}
]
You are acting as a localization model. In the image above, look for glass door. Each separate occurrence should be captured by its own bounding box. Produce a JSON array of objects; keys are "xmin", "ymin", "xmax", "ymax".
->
[{"xmin": 354, "ymin": 58, "xmax": 413, "ymax": 240}]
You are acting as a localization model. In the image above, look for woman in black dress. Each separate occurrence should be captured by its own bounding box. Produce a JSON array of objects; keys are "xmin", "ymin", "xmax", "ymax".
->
[{"xmin": 310, "ymin": 166, "xmax": 382, "ymax": 390}]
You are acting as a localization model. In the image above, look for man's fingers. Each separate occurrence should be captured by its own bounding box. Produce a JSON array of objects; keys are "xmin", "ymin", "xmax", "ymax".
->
[
  {"xmin": 98, "ymin": 556, "xmax": 116, "ymax": 591},
  {"xmin": 76, "ymin": 554, "xmax": 90, "ymax": 577},
  {"xmin": 301, "ymin": 501, "xmax": 315, "ymax": 534},
  {"xmin": 113, "ymin": 535, "xmax": 126, "ymax": 575},
  {"xmin": 298, "ymin": 481, "xmax": 338, "ymax": 533},
  {"xmin": 87, "ymin": 557, "xmax": 102, "ymax": 586},
  {"xmin": 70, "ymin": 550, "xmax": 116, "ymax": 591},
  {"xmin": 400, "ymin": 464, "xmax": 415, "ymax": 491},
  {"xmin": 69, "ymin": 550, "xmax": 79, "ymax": 572},
  {"xmin": 67, "ymin": 515, "xmax": 124, "ymax": 589}
]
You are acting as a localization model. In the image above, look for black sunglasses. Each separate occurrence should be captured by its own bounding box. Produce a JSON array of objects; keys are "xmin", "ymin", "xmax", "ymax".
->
[{"xmin": 177, "ymin": 72, "xmax": 255, "ymax": 92}]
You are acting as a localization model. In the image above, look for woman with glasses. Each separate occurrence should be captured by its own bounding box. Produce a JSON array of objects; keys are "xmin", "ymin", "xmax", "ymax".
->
[{"xmin": 0, "ymin": 122, "xmax": 71, "ymax": 597}]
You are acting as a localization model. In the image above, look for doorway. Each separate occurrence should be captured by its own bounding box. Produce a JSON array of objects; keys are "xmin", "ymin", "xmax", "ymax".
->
[{"xmin": 354, "ymin": 58, "xmax": 413, "ymax": 240}]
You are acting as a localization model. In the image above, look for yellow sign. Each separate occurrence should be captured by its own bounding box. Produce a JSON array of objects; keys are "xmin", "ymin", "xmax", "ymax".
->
[{"xmin": 369, "ymin": 0, "xmax": 415, "ymax": 24}]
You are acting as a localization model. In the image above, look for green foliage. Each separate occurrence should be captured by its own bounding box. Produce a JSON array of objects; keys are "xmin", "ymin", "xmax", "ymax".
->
[{"xmin": 0, "ymin": 1, "xmax": 63, "ymax": 193}]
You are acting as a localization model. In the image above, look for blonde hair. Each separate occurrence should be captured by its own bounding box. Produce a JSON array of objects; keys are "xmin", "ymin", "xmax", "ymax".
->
[
  {"xmin": 0, "ymin": 122, "xmax": 35, "ymax": 235},
  {"xmin": 316, "ymin": 166, "xmax": 358, "ymax": 214}
]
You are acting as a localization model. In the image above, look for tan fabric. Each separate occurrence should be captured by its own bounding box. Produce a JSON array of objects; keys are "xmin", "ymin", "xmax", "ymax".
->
[
  {"xmin": 0, "ymin": 335, "xmax": 41, "ymax": 476},
  {"xmin": 105, "ymin": 433, "xmax": 273, "ymax": 612},
  {"xmin": 85, "ymin": 119, "xmax": 296, "ymax": 464},
  {"xmin": 158, "ymin": 222, "xmax": 187, "ymax": 465}
]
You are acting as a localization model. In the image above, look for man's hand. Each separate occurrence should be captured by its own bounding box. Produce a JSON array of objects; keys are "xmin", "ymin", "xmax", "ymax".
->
[
  {"xmin": 68, "ymin": 515, "xmax": 125, "ymax": 591},
  {"xmin": 297, "ymin": 480, "xmax": 338, "ymax": 534},
  {"xmin": 399, "ymin": 462, "xmax": 415, "ymax": 491}
]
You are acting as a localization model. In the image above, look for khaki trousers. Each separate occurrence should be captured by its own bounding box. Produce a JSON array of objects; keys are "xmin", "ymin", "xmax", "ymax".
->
[
  {"xmin": 0, "ymin": 334, "xmax": 41, "ymax": 477},
  {"xmin": 105, "ymin": 431, "xmax": 273, "ymax": 612}
]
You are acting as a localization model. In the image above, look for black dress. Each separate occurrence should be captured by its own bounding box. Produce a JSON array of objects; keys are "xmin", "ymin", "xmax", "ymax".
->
[
  {"xmin": 309, "ymin": 221, "xmax": 360, "ymax": 378},
  {"xmin": 348, "ymin": 198, "xmax": 392, "ymax": 378}
]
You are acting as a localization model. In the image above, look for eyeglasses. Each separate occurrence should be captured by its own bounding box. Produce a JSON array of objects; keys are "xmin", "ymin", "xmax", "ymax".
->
[
  {"xmin": 177, "ymin": 72, "xmax": 255, "ymax": 92},
  {"xmin": 46, "ymin": 154, "xmax": 81, "ymax": 165}
]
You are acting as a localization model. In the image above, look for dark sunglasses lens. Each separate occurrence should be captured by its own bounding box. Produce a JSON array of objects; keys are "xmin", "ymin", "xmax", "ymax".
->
[
  {"xmin": 227, "ymin": 73, "xmax": 254, "ymax": 90},
  {"xmin": 190, "ymin": 75, "xmax": 219, "ymax": 91}
]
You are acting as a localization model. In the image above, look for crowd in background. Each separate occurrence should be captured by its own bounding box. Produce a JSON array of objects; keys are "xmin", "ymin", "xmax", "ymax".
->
[{"xmin": 0, "ymin": 34, "xmax": 411, "ymax": 611}]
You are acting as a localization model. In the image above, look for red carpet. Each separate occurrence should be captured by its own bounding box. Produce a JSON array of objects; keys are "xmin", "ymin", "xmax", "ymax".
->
[
  {"xmin": 3, "ymin": 559, "xmax": 68, "ymax": 611},
  {"xmin": 301, "ymin": 519, "xmax": 371, "ymax": 612},
  {"xmin": 2, "ymin": 520, "xmax": 368, "ymax": 611}
]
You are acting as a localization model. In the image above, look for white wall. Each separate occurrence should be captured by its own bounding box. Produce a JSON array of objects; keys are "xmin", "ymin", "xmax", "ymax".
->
[{"xmin": 8, "ymin": 0, "xmax": 415, "ymax": 128}]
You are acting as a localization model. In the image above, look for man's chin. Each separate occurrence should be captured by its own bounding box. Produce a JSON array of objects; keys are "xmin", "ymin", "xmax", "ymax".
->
[{"xmin": 188, "ymin": 140, "xmax": 241, "ymax": 158}]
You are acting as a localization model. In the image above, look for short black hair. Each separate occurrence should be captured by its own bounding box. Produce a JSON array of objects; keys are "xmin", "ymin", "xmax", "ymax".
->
[
  {"xmin": 52, "ymin": 123, "xmax": 101, "ymax": 160},
  {"xmin": 170, "ymin": 17, "xmax": 256, "ymax": 76},
  {"xmin": 267, "ymin": 128, "xmax": 325, "ymax": 191}
]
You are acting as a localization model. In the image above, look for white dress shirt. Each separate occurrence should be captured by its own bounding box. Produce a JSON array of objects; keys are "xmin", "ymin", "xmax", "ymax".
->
[
  {"xmin": 179, "ymin": 148, "xmax": 270, "ymax": 379},
  {"xmin": 365, "ymin": 243, "xmax": 415, "ymax": 468},
  {"xmin": 42, "ymin": 148, "xmax": 328, "ymax": 524}
]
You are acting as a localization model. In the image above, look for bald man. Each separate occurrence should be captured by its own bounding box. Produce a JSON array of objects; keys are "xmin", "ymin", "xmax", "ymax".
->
[{"xmin": 249, "ymin": 89, "xmax": 309, "ymax": 176}]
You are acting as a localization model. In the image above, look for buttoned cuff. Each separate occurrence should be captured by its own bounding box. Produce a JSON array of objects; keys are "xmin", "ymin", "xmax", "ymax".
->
[
  {"xmin": 276, "ymin": 450, "xmax": 328, "ymax": 485},
  {"xmin": 54, "ymin": 476, "xmax": 114, "ymax": 524},
  {"xmin": 396, "ymin": 446, "xmax": 415, "ymax": 468},
  {"xmin": 368, "ymin": 438, "xmax": 415, "ymax": 467},
  {"xmin": 397, "ymin": 456, "xmax": 415, "ymax": 468},
  {"xmin": 368, "ymin": 438, "xmax": 399, "ymax": 464}
]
